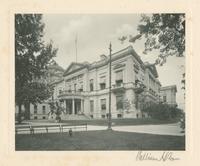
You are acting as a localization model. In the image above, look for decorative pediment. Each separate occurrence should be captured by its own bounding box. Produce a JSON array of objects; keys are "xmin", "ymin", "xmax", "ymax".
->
[
  {"xmin": 63, "ymin": 62, "xmax": 88, "ymax": 76},
  {"xmin": 68, "ymin": 64, "xmax": 81, "ymax": 73}
]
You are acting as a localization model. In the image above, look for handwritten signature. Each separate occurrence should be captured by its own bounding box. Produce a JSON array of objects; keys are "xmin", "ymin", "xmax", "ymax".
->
[{"xmin": 136, "ymin": 151, "xmax": 180, "ymax": 161}]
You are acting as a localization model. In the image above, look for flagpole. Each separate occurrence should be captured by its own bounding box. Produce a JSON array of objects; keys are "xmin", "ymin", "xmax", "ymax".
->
[{"xmin": 75, "ymin": 35, "xmax": 77, "ymax": 63}]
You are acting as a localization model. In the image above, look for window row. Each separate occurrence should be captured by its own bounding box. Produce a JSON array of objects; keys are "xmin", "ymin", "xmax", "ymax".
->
[
  {"xmin": 65, "ymin": 74, "xmax": 83, "ymax": 83},
  {"xmin": 89, "ymin": 95, "xmax": 124, "ymax": 113},
  {"xmin": 89, "ymin": 70, "xmax": 124, "ymax": 91},
  {"xmin": 33, "ymin": 105, "xmax": 46, "ymax": 114}
]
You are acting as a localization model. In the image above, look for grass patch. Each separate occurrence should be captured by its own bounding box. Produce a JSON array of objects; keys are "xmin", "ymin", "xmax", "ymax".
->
[{"xmin": 16, "ymin": 130, "xmax": 185, "ymax": 151}]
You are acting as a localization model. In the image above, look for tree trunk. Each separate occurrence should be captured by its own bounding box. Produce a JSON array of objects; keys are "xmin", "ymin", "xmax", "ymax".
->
[
  {"xmin": 24, "ymin": 102, "xmax": 30, "ymax": 120},
  {"xmin": 18, "ymin": 104, "xmax": 22, "ymax": 124}
]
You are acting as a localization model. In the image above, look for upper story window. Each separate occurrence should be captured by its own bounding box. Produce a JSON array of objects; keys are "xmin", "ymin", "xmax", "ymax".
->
[
  {"xmin": 99, "ymin": 76, "xmax": 106, "ymax": 90},
  {"xmin": 115, "ymin": 70, "xmax": 123, "ymax": 86},
  {"xmin": 78, "ymin": 74, "xmax": 83, "ymax": 81},
  {"xmin": 90, "ymin": 79, "xmax": 94, "ymax": 91},
  {"xmin": 79, "ymin": 82, "xmax": 83, "ymax": 92},
  {"xmin": 68, "ymin": 85, "xmax": 71, "ymax": 92},
  {"xmin": 42, "ymin": 105, "xmax": 46, "ymax": 114},
  {"xmin": 74, "ymin": 84, "xmax": 77, "ymax": 91}
]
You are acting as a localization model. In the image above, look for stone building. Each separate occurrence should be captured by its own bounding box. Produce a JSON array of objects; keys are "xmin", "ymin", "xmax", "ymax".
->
[
  {"xmin": 53, "ymin": 45, "xmax": 162, "ymax": 119},
  {"xmin": 16, "ymin": 46, "xmax": 177, "ymax": 120},
  {"xmin": 160, "ymin": 85, "xmax": 177, "ymax": 107}
]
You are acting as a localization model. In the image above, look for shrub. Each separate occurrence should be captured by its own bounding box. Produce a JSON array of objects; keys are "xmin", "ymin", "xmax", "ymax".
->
[{"xmin": 142, "ymin": 103, "xmax": 182, "ymax": 120}]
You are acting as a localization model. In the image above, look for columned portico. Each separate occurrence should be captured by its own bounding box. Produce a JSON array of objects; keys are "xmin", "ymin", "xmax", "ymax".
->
[{"xmin": 62, "ymin": 98, "xmax": 84, "ymax": 115}]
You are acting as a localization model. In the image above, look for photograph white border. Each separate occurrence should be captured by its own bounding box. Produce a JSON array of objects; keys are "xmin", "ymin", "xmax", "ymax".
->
[{"xmin": 0, "ymin": 0, "xmax": 198, "ymax": 165}]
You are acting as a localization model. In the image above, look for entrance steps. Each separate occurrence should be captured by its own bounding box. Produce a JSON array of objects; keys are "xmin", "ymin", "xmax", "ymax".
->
[{"xmin": 60, "ymin": 114, "xmax": 91, "ymax": 120}]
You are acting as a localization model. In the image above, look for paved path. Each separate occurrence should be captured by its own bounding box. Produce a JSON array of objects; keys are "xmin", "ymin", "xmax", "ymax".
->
[
  {"xmin": 113, "ymin": 123, "xmax": 184, "ymax": 136},
  {"xmin": 16, "ymin": 122, "xmax": 184, "ymax": 136}
]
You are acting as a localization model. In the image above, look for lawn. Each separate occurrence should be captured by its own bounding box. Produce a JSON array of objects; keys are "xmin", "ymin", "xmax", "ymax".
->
[{"xmin": 15, "ymin": 130, "xmax": 185, "ymax": 151}]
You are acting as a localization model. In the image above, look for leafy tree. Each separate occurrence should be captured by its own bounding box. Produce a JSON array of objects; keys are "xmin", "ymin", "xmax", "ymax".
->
[
  {"xmin": 119, "ymin": 14, "xmax": 185, "ymax": 65},
  {"xmin": 137, "ymin": 14, "xmax": 185, "ymax": 65},
  {"xmin": 15, "ymin": 14, "xmax": 57, "ymax": 123},
  {"xmin": 49, "ymin": 101, "xmax": 65, "ymax": 122}
]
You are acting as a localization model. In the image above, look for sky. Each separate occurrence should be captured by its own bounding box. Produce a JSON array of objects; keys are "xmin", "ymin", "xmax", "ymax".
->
[{"xmin": 43, "ymin": 14, "xmax": 185, "ymax": 110}]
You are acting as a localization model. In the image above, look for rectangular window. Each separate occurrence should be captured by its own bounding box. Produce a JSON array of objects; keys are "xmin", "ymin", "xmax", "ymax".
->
[
  {"xmin": 68, "ymin": 85, "xmax": 71, "ymax": 92},
  {"xmin": 42, "ymin": 105, "xmax": 46, "ymax": 114},
  {"xmin": 79, "ymin": 82, "xmax": 83, "ymax": 92},
  {"xmin": 101, "ymin": 99, "xmax": 106, "ymax": 110},
  {"xmin": 90, "ymin": 79, "xmax": 94, "ymax": 91},
  {"xmin": 117, "ymin": 114, "xmax": 122, "ymax": 118},
  {"xmin": 43, "ymin": 116, "xmax": 46, "ymax": 119},
  {"xmin": 34, "ymin": 105, "xmax": 37, "ymax": 114},
  {"xmin": 90, "ymin": 100, "xmax": 94, "ymax": 113},
  {"xmin": 116, "ymin": 95, "xmax": 124, "ymax": 110},
  {"xmin": 99, "ymin": 76, "xmax": 106, "ymax": 90},
  {"xmin": 115, "ymin": 70, "xmax": 123, "ymax": 86},
  {"xmin": 115, "ymin": 70, "xmax": 123, "ymax": 81},
  {"xmin": 163, "ymin": 96, "xmax": 167, "ymax": 102},
  {"xmin": 74, "ymin": 84, "xmax": 77, "ymax": 91},
  {"xmin": 34, "ymin": 116, "xmax": 37, "ymax": 119},
  {"xmin": 100, "ymin": 83, "xmax": 106, "ymax": 90}
]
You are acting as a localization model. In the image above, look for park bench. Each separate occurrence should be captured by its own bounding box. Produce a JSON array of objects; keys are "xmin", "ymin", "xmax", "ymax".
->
[
  {"xmin": 15, "ymin": 125, "xmax": 34, "ymax": 134},
  {"xmin": 60, "ymin": 123, "xmax": 87, "ymax": 132},
  {"xmin": 15, "ymin": 123, "xmax": 87, "ymax": 134},
  {"xmin": 31, "ymin": 125, "xmax": 61, "ymax": 134}
]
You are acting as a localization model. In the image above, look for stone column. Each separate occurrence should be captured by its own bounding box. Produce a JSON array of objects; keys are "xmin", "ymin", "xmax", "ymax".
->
[
  {"xmin": 72, "ymin": 99, "xmax": 75, "ymax": 115},
  {"xmin": 81, "ymin": 99, "xmax": 84, "ymax": 113}
]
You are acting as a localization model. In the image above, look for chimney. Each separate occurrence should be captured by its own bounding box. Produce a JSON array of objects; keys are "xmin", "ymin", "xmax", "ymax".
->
[{"xmin": 100, "ymin": 54, "xmax": 107, "ymax": 60}]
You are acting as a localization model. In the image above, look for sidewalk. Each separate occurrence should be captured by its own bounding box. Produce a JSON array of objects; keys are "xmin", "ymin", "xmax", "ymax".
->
[{"xmin": 112, "ymin": 123, "xmax": 184, "ymax": 136}]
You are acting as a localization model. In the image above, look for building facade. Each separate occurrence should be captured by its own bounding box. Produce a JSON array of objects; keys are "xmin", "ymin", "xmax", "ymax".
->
[
  {"xmin": 16, "ymin": 46, "xmax": 178, "ymax": 120},
  {"xmin": 160, "ymin": 85, "xmax": 177, "ymax": 107},
  {"xmin": 53, "ymin": 46, "xmax": 162, "ymax": 119}
]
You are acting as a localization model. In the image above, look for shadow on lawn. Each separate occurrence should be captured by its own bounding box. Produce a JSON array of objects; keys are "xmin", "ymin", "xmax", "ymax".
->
[{"xmin": 15, "ymin": 130, "xmax": 185, "ymax": 151}]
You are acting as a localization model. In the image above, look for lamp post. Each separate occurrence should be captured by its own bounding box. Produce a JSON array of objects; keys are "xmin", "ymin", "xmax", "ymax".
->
[{"xmin": 108, "ymin": 42, "xmax": 112, "ymax": 130}]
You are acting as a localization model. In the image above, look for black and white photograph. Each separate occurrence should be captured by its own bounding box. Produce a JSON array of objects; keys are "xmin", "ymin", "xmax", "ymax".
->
[{"xmin": 15, "ymin": 13, "xmax": 185, "ymax": 151}]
